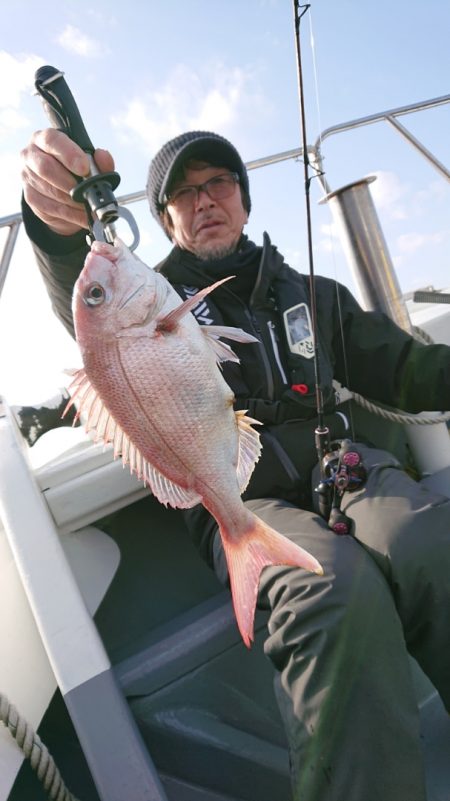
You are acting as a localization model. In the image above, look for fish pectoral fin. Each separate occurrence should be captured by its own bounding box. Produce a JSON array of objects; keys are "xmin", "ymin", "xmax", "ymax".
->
[
  {"xmin": 235, "ymin": 410, "xmax": 262, "ymax": 493},
  {"xmin": 202, "ymin": 329, "xmax": 240, "ymax": 364},
  {"xmin": 202, "ymin": 325, "xmax": 260, "ymax": 365},
  {"xmin": 155, "ymin": 276, "xmax": 235, "ymax": 333},
  {"xmin": 204, "ymin": 325, "xmax": 260, "ymax": 344}
]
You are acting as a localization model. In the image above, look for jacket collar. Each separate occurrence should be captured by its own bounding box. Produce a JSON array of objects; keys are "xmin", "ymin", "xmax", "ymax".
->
[{"xmin": 156, "ymin": 231, "xmax": 286, "ymax": 304}]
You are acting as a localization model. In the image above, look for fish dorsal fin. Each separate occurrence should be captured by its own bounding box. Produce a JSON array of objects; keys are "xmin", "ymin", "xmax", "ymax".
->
[
  {"xmin": 64, "ymin": 369, "xmax": 202, "ymax": 509},
  {"xmin": 235, "ymin": 410, "xmax": 262, "ymax": 493},
  {"xmin": 202, "ymin": 325, "xmax": 260, "ymax": 364}
]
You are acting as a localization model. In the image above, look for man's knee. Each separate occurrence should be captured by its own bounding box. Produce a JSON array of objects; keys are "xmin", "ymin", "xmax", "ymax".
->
[
  {"xmin": 345, "ymin": 463, "xmax": 450, "ymax": 575},
  {"xmin": 259, "ymin": 530, "xmax": 395, "ymax": 674}
]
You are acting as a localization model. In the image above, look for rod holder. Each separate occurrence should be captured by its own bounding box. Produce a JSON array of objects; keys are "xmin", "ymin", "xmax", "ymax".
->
[{"xmin": 320, "ymin": 176, "xmax": 413, "ymax": 333}]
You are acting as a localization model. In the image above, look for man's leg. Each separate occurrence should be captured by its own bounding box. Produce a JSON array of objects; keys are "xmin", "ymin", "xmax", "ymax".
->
[
  {"xmin": 242, "ymin": 498, "xmax": 427, "ymax": 801},
  {"xmin": 343, "ymin": 444, "xmax": 450, "ymax": 709}
]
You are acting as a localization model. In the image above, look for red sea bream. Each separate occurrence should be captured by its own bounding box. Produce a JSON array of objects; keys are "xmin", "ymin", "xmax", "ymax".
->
[{"xmin": 67, "ymin": 239, "xmax": 323, "ymax": 646}]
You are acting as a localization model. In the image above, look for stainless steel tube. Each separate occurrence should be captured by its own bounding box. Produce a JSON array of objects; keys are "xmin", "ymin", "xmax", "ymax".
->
[{"xmin": 320, "ymin": 176, "xmax": 413, "ymax": 334}]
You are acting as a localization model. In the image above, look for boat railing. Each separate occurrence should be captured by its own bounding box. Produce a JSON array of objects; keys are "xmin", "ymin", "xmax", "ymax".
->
[
  {"xmin": 311, "ymin": 93, "xmax": 450, "ymax": 192},
  {"xmin": 1, "ymin": 93, "xmax": 450, "ymax": 298},
  {"xmin": 0, "ymin": 213, "xmax": 21, "ymax": 298}
]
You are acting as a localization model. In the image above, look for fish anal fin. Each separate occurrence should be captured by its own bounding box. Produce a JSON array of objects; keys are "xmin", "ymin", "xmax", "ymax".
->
[
  {"xmin": 220, "ymin": 516, "xmax": 323, "ymax": 648},
  {"xmin": 144, "ymin": 461, "xmax": 202, "ymax": 509}
]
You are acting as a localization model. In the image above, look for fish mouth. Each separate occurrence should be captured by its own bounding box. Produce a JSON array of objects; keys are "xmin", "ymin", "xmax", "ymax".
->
[{"xmin": 118, "ymin": 282, "xmax": 146, "ymax": 310}]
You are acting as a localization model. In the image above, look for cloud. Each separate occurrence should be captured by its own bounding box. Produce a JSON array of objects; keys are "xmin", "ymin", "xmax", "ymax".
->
[
  {"xmin": 0, "ymin": 51, "xmax": 45, "ymax": 208},
  {"xmin": 0, "ymin": 151, "xmax": 22, "ymax": 215},
  {"xmin": 313, "ymin": 221, "xmax": 339, "ymax": 254},
  {"xmin": 396, "ymin": 230, "xmax": 446, "ymax": 255},
  {"xmin": 110, "ymin": 62, "xmax": 269, "ymax": 156},
  {"xmin": 0, "ymin": 231, "xmax": 81, "ymax": 405},
  {"xmin": 411, "ymin": 178, "xmax": 450, "ymax": 216},
  {"xmin": 0, "ymin": 107, "xmax": 30, "ymax": 134},
  {"xmin": 0, "ymin": 52, "xmax": 44, "ymax": 207},
  {"xmin": 370, "ymin": 170, "xmax": 409, "ymax": 220},
  {"xmin": 283, "ymin": 248, "xmax": 303, "ymax": 272},
  {"xmin": 56, "ymin": 24, "xmax": 109, "ymax": 58},
  {"xmin": 371, "ymin": 172, "xmax": 450, "ymax": 227},
  {"xmin": 0, "ymin": 51, "xmax": 43, "ymax": 112},
  {"xmin": 0, "ymin": 50, "xmax": 42, "ymax": 216}
]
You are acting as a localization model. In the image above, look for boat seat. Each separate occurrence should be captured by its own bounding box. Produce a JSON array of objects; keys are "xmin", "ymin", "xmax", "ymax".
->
[{"xmin": 3, "ymin": 402, "xmax": 450, "ymax": 801}]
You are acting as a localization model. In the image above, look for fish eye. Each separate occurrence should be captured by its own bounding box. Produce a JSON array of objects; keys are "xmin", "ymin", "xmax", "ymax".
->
[{"xmin": 84, "ymin": 283, "xmax": 105, "ymax": 306}]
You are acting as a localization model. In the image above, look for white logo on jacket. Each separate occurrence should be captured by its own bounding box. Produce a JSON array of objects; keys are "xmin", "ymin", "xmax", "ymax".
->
[{"xmin": 181, "ymin": 285, "xmax": 214, "ymax": 325}]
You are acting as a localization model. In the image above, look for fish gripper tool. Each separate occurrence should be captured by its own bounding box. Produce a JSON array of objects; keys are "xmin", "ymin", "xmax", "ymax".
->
[{"xmin": 34, "ymin": 65, "xmax": 140, "ymax": 251}]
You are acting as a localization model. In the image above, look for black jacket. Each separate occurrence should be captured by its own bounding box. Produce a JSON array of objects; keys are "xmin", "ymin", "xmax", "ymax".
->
[{"xmin": 156, "ymin": 232, "xmax": 450, "ymax": 417}]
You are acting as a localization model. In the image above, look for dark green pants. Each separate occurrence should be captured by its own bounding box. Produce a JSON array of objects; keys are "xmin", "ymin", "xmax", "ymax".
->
[{"xmin": 214, "ymin": 446, "xmax": 450, "ymax": 801}]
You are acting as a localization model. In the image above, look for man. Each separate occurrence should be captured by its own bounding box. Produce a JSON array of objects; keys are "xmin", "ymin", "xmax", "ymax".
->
[{"xmin": 21, "ymin": 128, "xmax": 450, "ymax": 801}]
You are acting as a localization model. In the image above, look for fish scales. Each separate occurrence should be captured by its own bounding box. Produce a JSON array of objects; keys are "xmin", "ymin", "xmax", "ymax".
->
[{"xmin": 83, "ymin": 311, "xmax": 238, "ymax": 493}]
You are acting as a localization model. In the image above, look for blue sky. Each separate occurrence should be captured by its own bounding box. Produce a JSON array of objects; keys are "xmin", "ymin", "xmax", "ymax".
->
[{"xmin": 1, "ymin": 0, "xmax": 450, "ymax": 404}]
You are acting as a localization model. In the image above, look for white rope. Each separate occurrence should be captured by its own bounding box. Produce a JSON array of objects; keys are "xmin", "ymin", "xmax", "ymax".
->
[
  {"xmin": 350, "ymin": 392, "xmax": 450, "ymax": 426},
  {"xmin": 337, "ymin": 321, "xmax": 450, "ymax": 426},
  {"xmin": 0, "ymin": 692, "xmax": 81, "ymax": 801}
]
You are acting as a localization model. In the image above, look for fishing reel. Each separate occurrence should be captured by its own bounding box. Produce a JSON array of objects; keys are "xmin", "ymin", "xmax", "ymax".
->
[{"xmin": 315, "ymin": 438, "xmax": 367, "ymax": 535}]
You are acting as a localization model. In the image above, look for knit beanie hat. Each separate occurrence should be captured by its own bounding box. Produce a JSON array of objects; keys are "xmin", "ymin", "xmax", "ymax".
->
[{"xmin": 146, "ymin": 130, "xmax": 251, "ymax": 230}]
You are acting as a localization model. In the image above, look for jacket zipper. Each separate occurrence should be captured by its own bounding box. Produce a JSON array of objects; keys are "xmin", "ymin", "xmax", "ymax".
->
[
  {"xmin": 267, "ymin": 320, "xmax": 289, "ymax": 386},
  {"xmin": 245, "ymin": 310, "xmax": 275, "ymax": 400}
]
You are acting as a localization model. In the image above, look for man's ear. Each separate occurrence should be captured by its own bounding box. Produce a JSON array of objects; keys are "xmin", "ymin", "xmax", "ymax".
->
[{"xmin": 160, "ymin": 209, "xmax": 174, "ymax": 240}]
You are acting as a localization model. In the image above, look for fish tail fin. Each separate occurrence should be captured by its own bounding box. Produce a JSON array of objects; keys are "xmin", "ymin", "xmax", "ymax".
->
[{"xmin": 220, "ymin": 514, "xmax": 323, "ymax": 648}]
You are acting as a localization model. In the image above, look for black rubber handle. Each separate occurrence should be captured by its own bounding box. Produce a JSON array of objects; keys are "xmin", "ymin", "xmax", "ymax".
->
[
  {"xmin": 33, "ymin": 64, "xmax": 141, "ymax": 247},
  {"xmin": 34, "ymin": 65, "xmax": 95, "ymax": 154}
]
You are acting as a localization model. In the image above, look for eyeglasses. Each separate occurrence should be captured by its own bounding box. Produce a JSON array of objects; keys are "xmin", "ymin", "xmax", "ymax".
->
[{"xmin": 165, "ymin": 172, "xmax": 239, "ymax": 209}]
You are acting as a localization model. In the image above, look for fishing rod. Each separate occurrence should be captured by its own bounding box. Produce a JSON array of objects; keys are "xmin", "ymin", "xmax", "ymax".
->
[{"xmin": 292, "ymin": 2, "xmax": 366, "ymax": 534}]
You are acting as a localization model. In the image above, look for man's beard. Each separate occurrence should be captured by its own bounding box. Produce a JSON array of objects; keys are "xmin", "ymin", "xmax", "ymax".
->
[{"xmin": 193, "ymin": 241, "xmax": 238, "ymax": 261}]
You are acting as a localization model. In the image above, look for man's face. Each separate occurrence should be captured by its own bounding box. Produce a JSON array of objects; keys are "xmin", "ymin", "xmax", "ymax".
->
[{"xmin": 164, "ymin": 164, "xmax": 248, "ymax": 260}]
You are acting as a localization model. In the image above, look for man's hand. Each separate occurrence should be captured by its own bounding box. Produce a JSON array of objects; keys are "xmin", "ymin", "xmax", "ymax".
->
[{"xmin": 21, "ymin": 129, "xmax": 115, "ymax": 236}]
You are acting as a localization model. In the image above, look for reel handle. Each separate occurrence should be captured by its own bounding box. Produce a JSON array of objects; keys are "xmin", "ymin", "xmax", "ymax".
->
[
  {"xmin": 315, "ymin": 438, "xmax": 367, "ymax": 535},
  {"xmin": 328, "ymin": 507, "xmax": 353, "ymax": 536}
]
